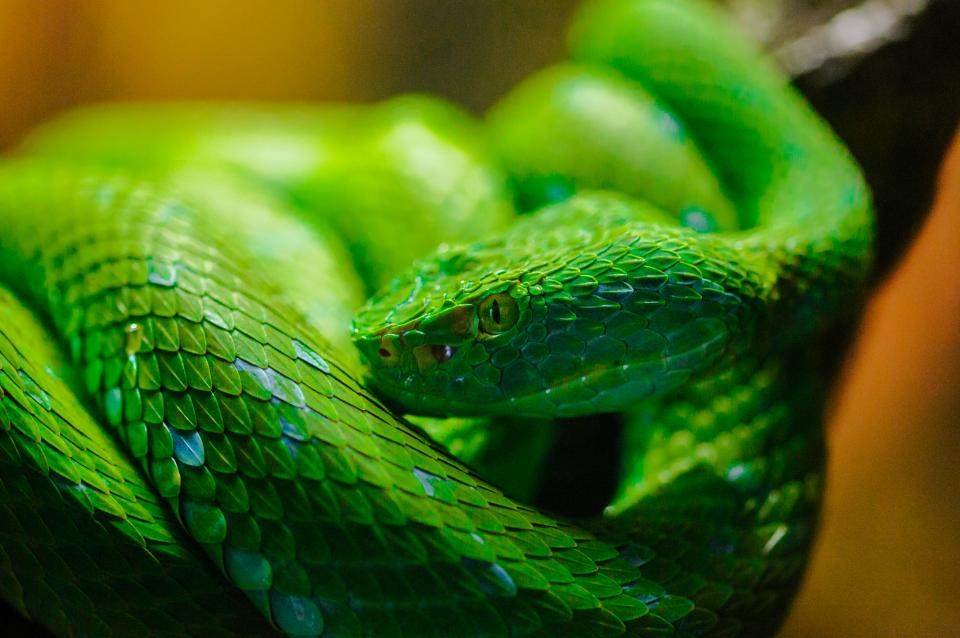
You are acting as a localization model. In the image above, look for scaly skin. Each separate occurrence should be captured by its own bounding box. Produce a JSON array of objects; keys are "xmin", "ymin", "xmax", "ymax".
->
[
  {"xmin": 0, "ymin": 0, "xmax": 873, "ymax": 636},
  {"xmin": 22, "ymin": 96, "xmax": 515, "ymax": 294},
  {"xmin": 0, "ymin": 285, "xmax": 271, "ymax": 637},
  {"xmin": 22, "ymin": 96, "xmax": 538, "ymax": 502}
]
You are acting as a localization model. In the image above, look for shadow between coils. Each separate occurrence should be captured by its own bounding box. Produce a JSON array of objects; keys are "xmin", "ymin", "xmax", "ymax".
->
[{"xmin": 532, "ymin": 413, "xmax": 624, "ymax": 518}]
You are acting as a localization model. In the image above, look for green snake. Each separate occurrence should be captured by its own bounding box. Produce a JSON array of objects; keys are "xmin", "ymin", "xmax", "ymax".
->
[{"xmin": 0, "ymin": 0, "xmax": 874, "ymax": 636}]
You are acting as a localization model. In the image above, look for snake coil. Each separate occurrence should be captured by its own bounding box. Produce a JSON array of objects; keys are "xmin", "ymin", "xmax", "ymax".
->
[{"xmin": 0, "ymin": 0, "xmax": 872, "ymax": 636}]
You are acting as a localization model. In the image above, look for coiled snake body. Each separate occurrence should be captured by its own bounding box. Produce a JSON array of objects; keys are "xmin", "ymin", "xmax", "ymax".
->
[{"xmin": 0, "ymin": 1, "xmax": 873, "ymax": 636}]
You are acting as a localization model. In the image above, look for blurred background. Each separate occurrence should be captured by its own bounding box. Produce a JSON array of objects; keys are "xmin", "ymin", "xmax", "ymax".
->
[{"xmin": 1, "ymin": 0, "xmax": 957, "ymax": 635}]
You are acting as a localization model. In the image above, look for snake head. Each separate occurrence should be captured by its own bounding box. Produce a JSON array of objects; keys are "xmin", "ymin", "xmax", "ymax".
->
[
  {"xmin": 352, "ymin": 239, "xmax": 541, "ymax": 415},
  {"xmin": 353, "ymin": 194, "xmax": 753, "ymax": 418}
]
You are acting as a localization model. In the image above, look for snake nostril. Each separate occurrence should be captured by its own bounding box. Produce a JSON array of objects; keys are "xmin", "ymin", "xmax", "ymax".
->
[{"xmin": 376, "ymin": 338, "xmax": 402, "ymax": 367}]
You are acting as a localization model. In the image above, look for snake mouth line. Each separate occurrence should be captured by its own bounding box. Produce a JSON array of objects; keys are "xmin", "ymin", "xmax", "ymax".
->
[{"xmin": 371, "ymin": 333, "xmax": 731, "ymax": 418}]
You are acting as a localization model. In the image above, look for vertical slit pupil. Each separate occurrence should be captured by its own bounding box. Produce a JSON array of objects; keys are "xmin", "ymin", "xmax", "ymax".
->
[{"xmin": 491, "ymin": 299, "xmax": 501, "ymax": 325}]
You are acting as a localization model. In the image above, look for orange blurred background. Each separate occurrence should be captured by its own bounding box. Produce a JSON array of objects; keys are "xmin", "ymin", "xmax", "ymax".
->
[
  {"xmin": 1, "ymin": 2, "xmax": 958, "ymax": 636},
  {"xmin": 781, "ymin": 135, "xmax": 960, "ymax": 636},
  {"xmin": 0, "ymin": 0, "xmax": 580, "ymax": 148}
]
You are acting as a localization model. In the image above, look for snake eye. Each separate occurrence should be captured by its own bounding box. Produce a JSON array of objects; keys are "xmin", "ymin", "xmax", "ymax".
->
[{"xmin": 478, "ymin": 293, "xmax": 519, "ymax": 335}]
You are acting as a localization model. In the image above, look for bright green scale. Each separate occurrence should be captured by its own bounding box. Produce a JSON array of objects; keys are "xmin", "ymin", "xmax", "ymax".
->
[{"xmin": 0, "ymin": 0, "xmax": 873, "ymax": 636}]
